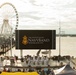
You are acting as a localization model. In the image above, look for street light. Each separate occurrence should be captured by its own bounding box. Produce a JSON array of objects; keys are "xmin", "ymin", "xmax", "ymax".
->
[{"xmin": 10, "ymin": 28, "xmax": 13, "ymax": 57}]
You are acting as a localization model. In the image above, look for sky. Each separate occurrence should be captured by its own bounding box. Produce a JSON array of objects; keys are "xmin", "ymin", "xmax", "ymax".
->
[{"xmin": 0, "ymin": 0, "xmax": 76, "ymax": 34}]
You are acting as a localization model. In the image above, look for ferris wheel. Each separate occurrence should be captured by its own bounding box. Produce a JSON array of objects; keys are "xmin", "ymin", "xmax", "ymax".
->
[{"xmin": 0, "ymin": 2, "xmax": 19, "ymax": 37}]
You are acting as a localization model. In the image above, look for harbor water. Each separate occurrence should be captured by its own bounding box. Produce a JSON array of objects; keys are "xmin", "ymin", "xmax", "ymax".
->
[{"xmin": 7, "ymin": 36, "xmax": 76, "ymax": 58}]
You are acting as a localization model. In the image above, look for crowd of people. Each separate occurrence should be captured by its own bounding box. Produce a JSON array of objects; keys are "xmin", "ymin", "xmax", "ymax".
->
[
  {"xmin": 2, "ymin": 55, "xmax": 50, "ymax": 67},
  {"xmin": 2, "ymin": 67, "xmax": 55, "ymax": 75},
  {"xmin": 0, "ymin": 55, "xmax": 56, "ymax": 75}
]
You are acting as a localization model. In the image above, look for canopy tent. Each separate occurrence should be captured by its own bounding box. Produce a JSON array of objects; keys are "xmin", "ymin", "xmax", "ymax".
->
[
  {"xmin": 54, "ymin": 65, "xmax": 65, "ymax": 74},
  {"xmin": 56, "ymin": 63, "xmax": 76, "ymax": 75}
]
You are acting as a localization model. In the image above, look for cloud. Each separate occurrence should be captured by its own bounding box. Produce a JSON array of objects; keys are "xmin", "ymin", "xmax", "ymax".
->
[{"xmin": 0, "ymin": 0, "xmax": 76, "ymax": 34}]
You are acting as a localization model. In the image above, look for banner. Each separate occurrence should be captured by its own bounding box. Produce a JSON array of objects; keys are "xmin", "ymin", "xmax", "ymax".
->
[
  {"xmin": 15, "ymin": 30, "xmax": 56, "ymax": 49},
  {"xmin": 1, "ymin": 72, "xmax": 39, "ymax": 75}
]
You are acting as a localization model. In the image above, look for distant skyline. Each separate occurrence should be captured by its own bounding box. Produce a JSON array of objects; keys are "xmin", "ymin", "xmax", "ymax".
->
[{"xmin": 0, "ymin": 0, "xmax": 76, "ymax": 34}]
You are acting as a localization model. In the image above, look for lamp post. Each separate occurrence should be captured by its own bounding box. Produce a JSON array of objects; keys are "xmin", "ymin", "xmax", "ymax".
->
[
  {"xmin": 1, "ymin": 37, "xmax": 6, "ymax": 56},
  {"xmin": 10, "ymin": 28, "xmax": 12, "ymax": 57}
]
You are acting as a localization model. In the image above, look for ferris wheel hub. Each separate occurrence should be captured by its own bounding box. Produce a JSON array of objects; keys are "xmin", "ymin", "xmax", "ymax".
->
[{"xmin": 3, "ymin": 19, "xmax": 9, "ymax": 23}]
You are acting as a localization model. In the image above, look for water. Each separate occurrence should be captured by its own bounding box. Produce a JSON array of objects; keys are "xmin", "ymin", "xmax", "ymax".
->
[
  {"xmin": 7, "ymin": 36, "xmax": 76, "ymax": 58},
  {"xmin": 52, "ymin": 36, "xmax": 76, "ymax": 57}
]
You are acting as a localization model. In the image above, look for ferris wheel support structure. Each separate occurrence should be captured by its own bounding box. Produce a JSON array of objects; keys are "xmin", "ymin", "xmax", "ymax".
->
[{"xmin": 0, "ymin": 2, "xmax": 19, "ymax": 56}]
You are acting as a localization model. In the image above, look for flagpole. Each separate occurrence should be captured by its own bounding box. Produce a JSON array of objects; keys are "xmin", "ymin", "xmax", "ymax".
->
[
  {"xmin": 58, "ymin": 20, "xmax": 61, "ymax": 63},
  {"xmin": 59, "ymin": 21, "xmax": 61, "ymax": 56}
]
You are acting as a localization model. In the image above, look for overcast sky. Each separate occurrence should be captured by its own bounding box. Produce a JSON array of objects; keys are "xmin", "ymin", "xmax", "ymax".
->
[{"xmin": 0, "ymin": 0, "xmax": 76, "ymax": 34}]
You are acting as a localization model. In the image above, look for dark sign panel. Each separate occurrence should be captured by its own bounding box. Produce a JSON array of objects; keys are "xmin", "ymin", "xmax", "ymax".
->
[{"xmin": 15, "ymin": 30, "xmax": 56, "ymax": 49}]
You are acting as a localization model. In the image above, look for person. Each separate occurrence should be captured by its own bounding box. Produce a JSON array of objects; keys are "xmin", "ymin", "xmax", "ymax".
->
[
  {"xmin": 0, "ymin": 72, "xmax": 2, "ymax": 74},
  {"xmin": 46, "ymin": 66, "xmax": 55, "ymax": 75},
  {"xmin": 3, "ymin": 56, "xmax": 11, "ymax": 66},
  {"xmin": 40, "ymin": 68, "xmax": 46, "ymax": 75},
  {"xmin": 7, "ymin": 69, "xmax": 11, "ymax": 72},
  {"xmin": 3, "ymin": 67, "xmax": 6, "ymax": 72},
  {"xmin": 51, "ymin": 69, "xmax": 55, "ymax": 75},
  {"xmin": 28, "ymin": 65, "xmax": 34, "ymax": 72},
  {"xmin": 46, "ymin": 68, "xmax": 51, "ymax": 75},
  {"xmin": 17, "ymin": 69, "xmax": 21, "ymax": 72}
]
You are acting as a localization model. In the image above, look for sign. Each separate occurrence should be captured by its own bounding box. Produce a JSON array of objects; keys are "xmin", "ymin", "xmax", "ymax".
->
[{"xmin": 15, "ymin": 30, "xmax": 56, "ymax": 49}]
